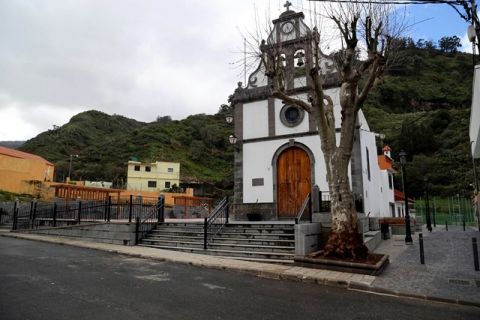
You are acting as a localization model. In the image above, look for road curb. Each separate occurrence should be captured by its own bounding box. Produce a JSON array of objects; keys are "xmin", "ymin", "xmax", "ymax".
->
[{"xmin": 2, "ymin": 232, "xmax": 479, "ymax": 308}]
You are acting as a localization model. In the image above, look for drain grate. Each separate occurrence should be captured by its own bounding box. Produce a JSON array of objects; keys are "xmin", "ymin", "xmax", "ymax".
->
[{"xmin": 448, "ymin": 279, "xmax": 473, "ymax": 286}]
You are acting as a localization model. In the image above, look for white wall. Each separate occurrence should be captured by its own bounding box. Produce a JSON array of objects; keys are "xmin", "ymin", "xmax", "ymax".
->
[
  {"xmin": 242, "ymin": 135, "xmax": 328, "ymax": 203},
  {"xmin": 359, "ymin": 129, "xmax": 385, "ymax": 217},
  {"xmin": 470, "ymin": 65, "xmax": 480, "ymax": 158},
  {"xmin": 243, "ymin": 100, "xmax": 269, "ymax": 140},
  {"xmin": 395, "ymin": 202, "xmax": 405, "ymax": 217},
  {"xmin": 379, "ymin": 170, "xmax": 395, "ymax": 217},
  {"xmin": 274, "ymin": 94, "xmax": 310, "ymax": 135}
]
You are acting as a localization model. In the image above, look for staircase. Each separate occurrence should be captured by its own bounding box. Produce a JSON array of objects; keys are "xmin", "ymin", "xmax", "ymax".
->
[{"xmin": 138, "ymin": 222, "xmax": 295, "ymax": 263}]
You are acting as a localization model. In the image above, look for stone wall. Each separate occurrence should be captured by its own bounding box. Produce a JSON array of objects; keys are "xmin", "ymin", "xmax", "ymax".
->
[
  {"xmin": 24, "ymin": 222, "xmax": 137, "ymax": 246},
  {"xmin": 232, "ymin": 203, "xmax": 276, "ymax": 221}
]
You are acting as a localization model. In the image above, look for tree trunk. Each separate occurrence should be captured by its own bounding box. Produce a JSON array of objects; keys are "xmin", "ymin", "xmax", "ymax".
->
[
  {"xmin": 322, "ymin": 151, "xmax": 368, "ymax": 259},
  {"xmin": 316, "ymin": 85, "xmax": 369, "ymax": 260}
]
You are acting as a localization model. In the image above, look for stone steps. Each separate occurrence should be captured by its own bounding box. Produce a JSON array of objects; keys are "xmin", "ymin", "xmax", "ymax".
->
[
  {"xmin": 139, "ymin": 244, "xmax": 295, "ymax": 261},
  {"xmin": 139, "ymin": 222, "xmax": 295, "ymax": 261}
]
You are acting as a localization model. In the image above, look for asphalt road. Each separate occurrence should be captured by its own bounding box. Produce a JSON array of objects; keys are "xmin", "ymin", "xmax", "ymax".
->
[{"xmin": 0, "ymin": 237, "xmax": 478, "ymax": 320}]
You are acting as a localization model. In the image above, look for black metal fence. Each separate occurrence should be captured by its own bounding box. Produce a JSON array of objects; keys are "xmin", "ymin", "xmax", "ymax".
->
[
  {"xmin": 3, "ymin": 196, "xmax": 165, "ymax": 231},
  {"xmin": 135, "ymin": 196, "xmax": 165, "ymax": 244},
  {"xmin": 203, "ymin": 197, "xmax": 229, "ymax": 249}
]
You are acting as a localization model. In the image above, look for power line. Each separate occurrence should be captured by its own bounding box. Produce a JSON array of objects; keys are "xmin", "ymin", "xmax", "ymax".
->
[{"xmin": 307, "ymin": 0, "xmax": 467, "ymax": 4}]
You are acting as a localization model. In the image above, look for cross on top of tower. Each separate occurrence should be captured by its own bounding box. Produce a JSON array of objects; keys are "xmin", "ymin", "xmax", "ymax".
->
[{"xmin": 283, "ymin": 1, "xmax": 292, "ymax": 11}]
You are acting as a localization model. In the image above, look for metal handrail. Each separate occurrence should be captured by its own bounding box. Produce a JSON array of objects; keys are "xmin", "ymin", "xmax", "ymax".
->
[
  {"xmin": 295, "ymin": 192, "xmax": 312, "ymax": 224},
  {"xmin": 135, "ymin": 195, "xmax": 165, "ymax": 244},
  {"xmin": 203, "ymin": 197, "xmax": 229, "ymax": 249},
  {"xmin": 8, "ymin": 196, "xmax": 163, "ymax": 232}
]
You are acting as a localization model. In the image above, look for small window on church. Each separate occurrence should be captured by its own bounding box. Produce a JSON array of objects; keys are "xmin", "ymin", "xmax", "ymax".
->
[{"xmin": 280, "ymin": 104, "xmax": 304, "ymax": 127}]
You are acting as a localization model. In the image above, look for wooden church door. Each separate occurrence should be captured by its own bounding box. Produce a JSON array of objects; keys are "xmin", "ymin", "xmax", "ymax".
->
[{"xmin": 277, "ymin": 147, "xmax": 311, "ymax": 218}]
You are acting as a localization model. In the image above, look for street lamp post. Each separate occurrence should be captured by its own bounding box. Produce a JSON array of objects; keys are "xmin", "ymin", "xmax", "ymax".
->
[
  {"xmin": 399, "ymin": 150, "xmax": 413, "ymax": 244},
  {"xmin": 67, "ymin": 154, "xmax": 79, "ymax": 182},
  {"xmin": 424, "ymin": 176, "xmax": 432, "ymax": 232}
]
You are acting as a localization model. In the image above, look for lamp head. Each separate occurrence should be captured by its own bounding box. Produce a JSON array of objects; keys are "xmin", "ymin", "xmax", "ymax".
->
[
  {"xmin": 399, "ymin": 150, "xmax": 407, "ymax": 165},
  {"xmin": 229, "ymin": 135, "xmax": 237, "ymax": 145}
]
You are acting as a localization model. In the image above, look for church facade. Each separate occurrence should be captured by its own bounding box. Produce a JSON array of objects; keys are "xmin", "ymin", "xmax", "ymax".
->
[{"xmin": 230, "ymin": 8, "xmax": 394, "ymax": 221}]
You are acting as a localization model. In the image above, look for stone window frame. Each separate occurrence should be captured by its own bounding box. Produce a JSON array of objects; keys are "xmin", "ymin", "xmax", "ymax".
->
[{"xmin": 280, "ymin": 104, "xmax": 305, "ymax": 128}]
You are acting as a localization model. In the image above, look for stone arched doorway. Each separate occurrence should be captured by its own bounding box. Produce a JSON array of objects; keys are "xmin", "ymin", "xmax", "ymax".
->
[{"xmin": 276, "ymin": 146, "xmax": 311, "ymax": 218}]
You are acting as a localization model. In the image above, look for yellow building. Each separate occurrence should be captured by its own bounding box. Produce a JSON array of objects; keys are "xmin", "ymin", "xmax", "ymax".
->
[
  {"xmin": 127, "ymin": 160, "xmax": 180, "ymax": 192},
  {"xmin": 0, "ymin": 146, "xmax": 54, "ymax": 195}
]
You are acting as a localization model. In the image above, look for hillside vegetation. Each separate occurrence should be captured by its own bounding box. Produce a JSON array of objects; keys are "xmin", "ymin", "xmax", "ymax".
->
[{"xmin": 19, "ymin": 41, "xmax": 475, "ymax": 198}]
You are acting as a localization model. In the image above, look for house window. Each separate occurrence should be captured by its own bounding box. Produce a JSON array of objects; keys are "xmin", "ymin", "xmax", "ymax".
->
[
  {"xmin": 134, "ymin": 165, "xmax": 140, "ymax": 171},
  {"xmin": 145, "ymin": 166, "xmax": 151, "ymax": 172},
  {"xmin": 366, "ymin": 147, "xmax": 371, "ymax": 181},
  {"xmin": 148, "ymin": 181, "xmax": 157, "ymax": 188},
  {"xmin": 165, "ymin": 181, "xmax": 171, "ymax": 188},
  {"xmin": 168, "ymin": 168, "xmax": 174, "ymax": 173},
  {"xmin": 388, "ymin": 174, "xmax": 393, "ymax": 189}
]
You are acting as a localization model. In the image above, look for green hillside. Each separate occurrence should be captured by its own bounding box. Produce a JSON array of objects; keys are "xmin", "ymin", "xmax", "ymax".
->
[
  {"xmin": 19, "ymin": 109, "xmax": 234, "ymax": 191},
  {"xmin": 19, "ymin": 41, "xmax": 476, "ymax": 198}
]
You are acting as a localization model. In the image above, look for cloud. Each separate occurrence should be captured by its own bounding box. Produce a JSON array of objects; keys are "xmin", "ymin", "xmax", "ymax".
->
[
  {"xmin": 0, "ymin": 0, "xmax": 468, "ymax": 141},
  {"xmin": 0, "ymin": 0, "xmax": 278, "ymax": 140}
]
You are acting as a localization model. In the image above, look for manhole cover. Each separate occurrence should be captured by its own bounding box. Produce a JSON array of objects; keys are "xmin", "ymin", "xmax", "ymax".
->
[{"xmin": 448, "ymin": 279, "xmax": 472, "ymax": 286}]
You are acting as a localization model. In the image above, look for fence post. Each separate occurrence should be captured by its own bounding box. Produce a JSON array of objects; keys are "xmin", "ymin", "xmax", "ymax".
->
[
  {"xmin": 107, "ymin": 196, "xmax": 112, "ymax": 222},
  {"xmin": 29, "ymin": 200, "xmax": 34, "ymax": 221},
  {"xmin": 419, "ymin": 233, "xmax": 425, "ymax": 264},
  {"xmin": 128, "ymin": 195, "xmax": 133, "ymax": 223},
  {"xmin": 77, "ymin": 201, "xmax": 82, "ymax": 224},
  {"xmin": 31, "ymin": 199, "xmax": 37, "ymax": 229},
  {"xmin": 135, "ymin": 216, "xmax": 140, "ymax": 245},
  {"xmin": 226, "ymin": 203, "xmax": 229, "ymax": 225},
  {"xmin": 473, "ymin": 238, "xmax": 479, "ymax": 271},
  {"xmin": 53, "ymin": 202, "xmax": 57, "ymax": 227},
  {"xmin": 157, "ymin": 195, "xmax": 165, "ymax": 223},
  {"xmin": 12, "ymin": 199, "xmax": 18, "ymax": 230},
  {"xmin": 12, "ymin": 208, "xmax": 18, "ymax": 231},
  {"xmin": 309, "ymin": 193, "xmax": 312, "ymax": 223},
  {"xmin": 203, "ymin": 217, "xmax": 208, "ymax": 250},
  {"xmin": 319, "ymin": 191, "xmax": 323, "ymax": 212},
  {"xmin": 103, "ymin": 198, "xmax": 108, "ymax": 221}
]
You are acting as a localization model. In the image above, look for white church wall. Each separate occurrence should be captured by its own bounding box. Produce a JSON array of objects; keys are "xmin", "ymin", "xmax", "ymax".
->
[
  {"xmin": 294, "ymin": 76, "xmax": 307, "ymax": 88},
  {"xmin": 243, "ymin": 100, "xmax": 269, "ymax": 140},
  {"xmin": 379, "ymin": 170, "xmax": 395, "ymax": 217},
  {"xmin": 243, "ymin": 141, "xmax": 276, "ymax": 203},
  {"xmin": 275, "ymin": 95, "xmax": 310, "ymax": 135},
  {"xmin": 242, "ymin": 135, "xmax": 329, "ymax": 204},
  {"xmin": 359, "ymin": 129, "xmax": 383, "ymax": 217}
]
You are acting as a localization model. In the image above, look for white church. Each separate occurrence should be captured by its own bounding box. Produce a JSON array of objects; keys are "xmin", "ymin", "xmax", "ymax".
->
[{"xmin": 230, "ymin": 7, "xmax": 396, "ymax": 221}]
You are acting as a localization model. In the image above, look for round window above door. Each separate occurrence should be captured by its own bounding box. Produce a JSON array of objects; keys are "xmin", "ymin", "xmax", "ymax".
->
[{"xmin": 280, "ymin": 104, "xmax": 304, "ymax": 127}]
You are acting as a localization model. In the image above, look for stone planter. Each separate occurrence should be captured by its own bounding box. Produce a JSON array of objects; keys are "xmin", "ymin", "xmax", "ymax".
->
[{"xmin": 294, "ymin": 253, "xmax": 389, "ymax": 276}]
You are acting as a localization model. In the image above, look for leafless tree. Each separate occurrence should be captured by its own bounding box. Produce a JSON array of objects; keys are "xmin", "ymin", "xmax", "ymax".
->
[{"xmin": 258, "ymin": 2, "xmax": 403, "ymax": 259}]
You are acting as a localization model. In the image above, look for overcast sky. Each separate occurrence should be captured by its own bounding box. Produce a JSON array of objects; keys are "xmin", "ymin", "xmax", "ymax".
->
[{"xmin": 0, "ymin": 0, "xmax": 470, "ymax": 141}]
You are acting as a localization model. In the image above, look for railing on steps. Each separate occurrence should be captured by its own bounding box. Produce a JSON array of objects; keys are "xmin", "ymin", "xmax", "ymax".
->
[
  {"xmin": 135, "ymin": 195, "xmax": 165, "ymax": 245},
  {"xmin": 295, "ymin": 192, "xmax": 312, "ymax": 224},
  {"xmin": 203, "ymin": 197, "xmax": 229, "ymax": 249}
]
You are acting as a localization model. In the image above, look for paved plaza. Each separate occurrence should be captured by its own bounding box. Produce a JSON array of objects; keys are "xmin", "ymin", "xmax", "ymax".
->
[{"xmin": 373, "ymin": 226, "xmax": 480, "ymax": 305}]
